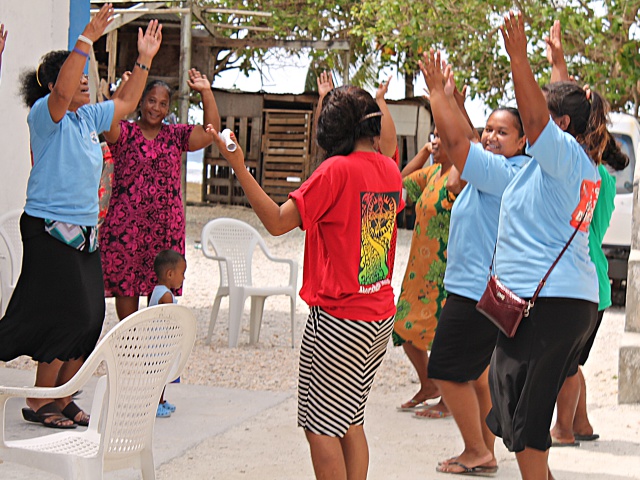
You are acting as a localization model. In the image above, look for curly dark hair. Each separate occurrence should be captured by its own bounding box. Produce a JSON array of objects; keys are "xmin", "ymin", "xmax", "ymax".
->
[
  {"xmin": 316, "ymin": 85, "xmax": 382, "ymax": 160},
  {"xmin": 543, "ymin": 81, "xmax": 609, "ymax": 165},
  {"xmin": 19, "ymin": 50, "xmax": 70, "ymax": 108}
]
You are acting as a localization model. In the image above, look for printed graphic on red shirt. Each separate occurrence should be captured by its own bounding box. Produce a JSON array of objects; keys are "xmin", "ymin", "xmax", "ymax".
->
[
  {"xmin": 358, "ymin": 191, "xmax": 399, "ymax": 293},
  {"xmin": 570, "ymin": 179, "xmax": 601, "ymax": 232}
]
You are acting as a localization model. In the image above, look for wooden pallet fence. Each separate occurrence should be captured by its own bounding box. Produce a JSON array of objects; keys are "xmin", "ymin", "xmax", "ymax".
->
[{"xmin": 261, "ymin": 109, "xmax": 312, "ymax": 204}]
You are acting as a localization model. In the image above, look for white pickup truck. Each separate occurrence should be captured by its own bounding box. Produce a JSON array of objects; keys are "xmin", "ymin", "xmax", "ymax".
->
[{"xmin": 603, "ymin": 112, "xmax": 640, "ymax": 305}]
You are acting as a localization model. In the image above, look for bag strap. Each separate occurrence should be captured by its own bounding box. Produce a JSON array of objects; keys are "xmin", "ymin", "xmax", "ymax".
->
[{"xmin": 490, "ymin": 210, "xmax": 589, "ymax": 314}]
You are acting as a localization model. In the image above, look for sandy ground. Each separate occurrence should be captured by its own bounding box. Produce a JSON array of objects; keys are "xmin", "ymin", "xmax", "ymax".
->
[{"xmin": 2, "ymin": 195, "xmax": 640, "ymax": 479}]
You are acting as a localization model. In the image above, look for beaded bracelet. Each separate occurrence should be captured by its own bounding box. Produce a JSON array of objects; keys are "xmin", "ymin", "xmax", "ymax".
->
[{"xmin": 135, "ymin": 61, "xmax": 150, "ymax": 71}]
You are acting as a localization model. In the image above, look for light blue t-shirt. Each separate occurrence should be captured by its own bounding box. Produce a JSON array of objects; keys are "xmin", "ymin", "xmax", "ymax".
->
[
  {"xmin": 444, "ymin": 142, "xmax": 529, "ymax": 300},
  {"xmin": 149, "ymin": 285, "xmax": 177, "ymax": 306},
  {"xmin": 494, "ymin": 119, "xmax": 600, "ymax": 302},
  {"xmin": 25, "ymin": 95, "xmax": 115, "ymax": 226}
]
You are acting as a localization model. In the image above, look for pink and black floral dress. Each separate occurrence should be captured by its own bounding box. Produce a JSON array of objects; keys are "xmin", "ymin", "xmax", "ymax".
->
[{"xmin": 100, "ymin": 120, "xmax": 193, "ymax": 297}]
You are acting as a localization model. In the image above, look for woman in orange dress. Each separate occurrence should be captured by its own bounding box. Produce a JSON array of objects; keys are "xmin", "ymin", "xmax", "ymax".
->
[{"xmin": 393, "ymin": 129, "xmax": 461, "ymax": 418}]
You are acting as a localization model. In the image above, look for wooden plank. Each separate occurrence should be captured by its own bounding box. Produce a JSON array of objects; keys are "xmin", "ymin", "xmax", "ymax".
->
[{"xmin": 211, "ymin": 38, "xmax": 350, "ymax": 51}]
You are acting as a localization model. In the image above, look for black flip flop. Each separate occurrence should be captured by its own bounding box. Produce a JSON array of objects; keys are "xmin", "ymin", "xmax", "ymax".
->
[
  {"xmin": 22, "ymin": 402, "xmax": 77, "ymax": 429},
  {"xmin": 61, "ymin": 401, "xmax": 90, "ymax": 426}
]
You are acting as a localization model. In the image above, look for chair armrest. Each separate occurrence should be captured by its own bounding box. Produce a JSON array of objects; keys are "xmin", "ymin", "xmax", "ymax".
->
[
  {"xmin": 260, "ymin": 248, "xmax": 298, "ymax": 286},
  {"xmin": 0, "ymin": 349, "xmax": 104, "ymax": 401}
]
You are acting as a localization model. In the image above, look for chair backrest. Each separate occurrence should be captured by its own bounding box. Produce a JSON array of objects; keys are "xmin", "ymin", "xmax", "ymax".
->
[
  {"xmin": 79, "ymin": 304, "xmax": 196, "ymax": 461},
  {"xmin": 201, "ymin": 218, "xmax": 268, "ymax": 288},
  {"xmin": 0, "ymin": 210, "xmax": 22, "ymax": 283},
  {"xmin": 0, "ymin": 210, "xmax": 22, "ymax": 316}
]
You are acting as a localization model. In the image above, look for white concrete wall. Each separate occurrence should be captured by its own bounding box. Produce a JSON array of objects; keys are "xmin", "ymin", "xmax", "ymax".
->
[{"xmin": 0, "ymin": 1, "xmax": 70, "ymax": 213}]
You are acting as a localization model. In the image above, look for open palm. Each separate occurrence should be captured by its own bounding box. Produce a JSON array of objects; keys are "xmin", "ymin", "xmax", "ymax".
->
[{"xmin": 137, "ymin": 19, "xmax": 162, "ymax": 60}]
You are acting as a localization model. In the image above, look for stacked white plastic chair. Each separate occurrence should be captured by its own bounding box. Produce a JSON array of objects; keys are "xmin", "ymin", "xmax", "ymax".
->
[
  {"xmin": 201, "ymin": 217, "xmax": 298, "ymax": 348},
  {"xmin": 0, "ymin": 304, "xmax": 196, "ymax": 479},
  {"xmin": 0, "ymin": 209, "xmax": 23, "ymax": 316}
]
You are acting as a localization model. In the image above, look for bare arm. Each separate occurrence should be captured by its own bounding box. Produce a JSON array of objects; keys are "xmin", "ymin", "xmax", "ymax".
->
[
  {"xmin": 545, "ymin": 20, "xmax": 570, "ymax": 83},
  {"xmin": 187, "ymin": 68, "xmax": 221, "ymax": 151},
  {"xmin": 419, "ymin": 50, "xmax": 471, "ymax": 175},
  {"xmin": 501, "ymin": 12, "xmax": 549, "ymax": 145},
  {"xmin": 445, "ymin": 165, "xmax": 466, "ymax": 195},
  {"xmin": 401, "ymin": 142, "xmax": 431, "ymax": 178},
  {"xmin": 376, "ymin": 76, "xmax": 398, "ymax": 158},
  {"xmin": 0, "ymin": 23, "xmax": 7, "ymax": 77},
  {"xmin": 206, "ymin": 124, "xmax": 302, "ymax": 236},
  {"xmin": 48, "ymin": 4, "xmax": 113, "ymax": 123},
  {"xmin": 158, "ymin": 292, "xmax": 174, "ymax": 304},
  {"xmin": 103, "ymin": 20, "xmax": 162, "ymax": 143},
  {"xmin": 315, "ymin": 71, "xmax": 334, "ymax": 131}
]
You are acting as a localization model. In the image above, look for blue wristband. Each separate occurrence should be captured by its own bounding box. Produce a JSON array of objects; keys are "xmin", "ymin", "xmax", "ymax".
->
[{"xmin": 73, "ymin": 47, "xmax": 89, "ymax": 59}]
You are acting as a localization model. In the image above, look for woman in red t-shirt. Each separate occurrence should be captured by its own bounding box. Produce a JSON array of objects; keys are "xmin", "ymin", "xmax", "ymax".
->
[{"xmin": 207, "ymin": 86, "xmax": 404, "ymax": 480}]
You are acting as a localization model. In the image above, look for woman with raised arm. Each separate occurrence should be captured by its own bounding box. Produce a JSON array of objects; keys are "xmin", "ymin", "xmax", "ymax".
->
[
  {"xmin": 99, "ymin": 68, "xmax": 220, "ymax": 320},
  {"xmin": 0, "ymin": 4, "xmax": 162, "ymax": 429},
  {"xmin": 487, "ymin": 13, "xmax": 609, "ymax": 479},
  {"xmin": 392, "ymin": 128, "xmax": 458, "ymax": 419},
  {"xmin": 545, "ymin": 19, "xmax": 628, "ymax": 448},
  {"xmin": 420, "ymin": 51, "xmax": 529, "ymax": 475},
  {"xmin": 207, "ymin": 85, "xmax": 403, "ymax": 480}
]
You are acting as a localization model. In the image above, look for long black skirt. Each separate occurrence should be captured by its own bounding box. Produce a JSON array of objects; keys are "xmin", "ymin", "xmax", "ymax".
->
[
  {"xmin": 486, "ymin": 297, "xmax": 597, "ymax": 453},
  {"xmin": 0, "ymin": 213, "xmax": 105, "ymax": 363}
]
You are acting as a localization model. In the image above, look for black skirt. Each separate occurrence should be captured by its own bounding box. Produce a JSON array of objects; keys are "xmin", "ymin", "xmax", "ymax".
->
[
  {"xmin": 0, "ymin": 213, "xmax": 105, "ymax": 363},
  {"xmin": 486, "ymin": 297, "xmax": 597, "ymax": 453},
  {"xmin": 427, "ymin": 293, "xmax": 499, "ymax": 382}
]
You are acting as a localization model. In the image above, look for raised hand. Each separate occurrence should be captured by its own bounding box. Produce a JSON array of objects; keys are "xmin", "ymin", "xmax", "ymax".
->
[
  {"xmin": 317, "ymin": 71, "xmax": 334, "ymax": 99},
  {"xmin": 137, "ymin": 19, "xmax": 162, "ymax": 61},
  {"xmin": 500, "ymin": 11, "xmax": 528, "ymax": 60},
  {"xmin": 205, "ymin": 124, "xmax": 245, "ymax": 169},
  {"xmin": 545, "ymin": 20, "xmax": 563, "ymax": 66},
  {"xmin": 376, "ymin": 75, "xmax": 392, "ymax": 101},
  {"xmin": 187, "ymin": 68, "xmax": 211, "ymax": 93},
  {"xmin": 419, "ymin": 49, "xmax": 447, "ymax": 94},
  {"xmin": 0, "ymin": 23, "xmax": 7, "ymax": 56},
  {"xmin": 83, "ymin": 3, "xmax": 114, "ymax": 43}
]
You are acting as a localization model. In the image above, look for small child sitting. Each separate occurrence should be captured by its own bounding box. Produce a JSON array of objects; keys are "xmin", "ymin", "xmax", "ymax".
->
[{"xmin": 149, "ymin": 249, "xmax": 187, "ymax": 418}]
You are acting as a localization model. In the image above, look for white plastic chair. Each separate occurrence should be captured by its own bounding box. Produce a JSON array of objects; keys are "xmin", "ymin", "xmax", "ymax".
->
[
  {"xmin": 201, "ymin": 218, "xmax": 298, "ymax": 348},
  {"xmin": 0, "ymin": 209, "xmax": 22, "ymax": 316},
  {"xmin": 0, "ymin": 304, "xmax": 196, "ymax": 480}
]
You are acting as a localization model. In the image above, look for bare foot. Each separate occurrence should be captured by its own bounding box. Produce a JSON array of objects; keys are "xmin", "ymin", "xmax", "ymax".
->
[
  {"xmin": 413, "ymin": 400, "xmax": 450, "ymax": 418},
  {"xmin": 398, "ymin": 388, "xmax": 440, "ymax": 410},
  {"xmin": 436, "ymin": 451, "xmax": 496, "ymax": 474},
  {"xmin": 550, "ymin": 425, "xmax": 576, "ymax": 445}
]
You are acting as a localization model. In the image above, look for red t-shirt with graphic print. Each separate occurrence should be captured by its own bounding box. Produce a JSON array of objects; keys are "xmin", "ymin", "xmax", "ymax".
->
[{"xmin": 289, "ymin": 150, "xmax": 405, "ymax": 321}]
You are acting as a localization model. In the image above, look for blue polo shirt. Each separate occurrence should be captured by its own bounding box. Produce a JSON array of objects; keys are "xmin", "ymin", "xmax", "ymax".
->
[
  {"xmin": 494, "ymin": 119, "xmax": 600, "ymax": 302},
  {"xmin": 444, "ymin": 142, "xmax": 529, "ymax": 301},
  {"xmin": 25, "ymin": 95, "xmax": 115, "ymax": 226}
]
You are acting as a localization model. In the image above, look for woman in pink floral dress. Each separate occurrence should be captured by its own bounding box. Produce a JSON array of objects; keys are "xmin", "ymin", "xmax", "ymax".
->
[{"xmin": 101, "ymin": 69, "xmax": 220, "ymax": 319}]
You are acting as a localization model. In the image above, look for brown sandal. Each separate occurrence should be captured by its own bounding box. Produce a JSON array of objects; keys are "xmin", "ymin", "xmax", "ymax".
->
[
  {"xmin": 22, "ymin": 402, "xmax": 77, "ymax": 429},
  {"xmin": 61, "ymin": 401, "xmax": 90, "ymax": 426}
]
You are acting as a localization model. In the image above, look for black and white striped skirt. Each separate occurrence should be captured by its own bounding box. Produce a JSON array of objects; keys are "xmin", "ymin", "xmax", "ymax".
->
[{"xmin": 297, "ymin": 306, "xmax": 394, "ymax": 437}]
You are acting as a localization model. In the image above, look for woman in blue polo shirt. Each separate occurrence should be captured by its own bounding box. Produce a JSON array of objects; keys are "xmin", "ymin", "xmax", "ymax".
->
[
  {"xmin": 488, "ymin": 14, "xmax": 611, "ymax": 479},
  {"xmin": 420, "ymin": 54, "xmax": 529, "ymax": 476},
  {"xmin": 0, "ymin": 5, "xmax": 162, "ymax": 429}
]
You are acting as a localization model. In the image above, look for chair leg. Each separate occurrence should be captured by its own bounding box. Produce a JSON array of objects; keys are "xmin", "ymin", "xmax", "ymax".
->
[
  {"xmin": 140, "ymin": 447, "xmax": 156, "ymax": 480},
  {"xmin": 228, "ymin": 292, "xmax": 246, "ymax": 348},
  {"xmin": 249, "ymin": 296, "xmax": 266, "ymax": 344},
  {"xmin": 206, "ymin": 294, "xmax": 224, "ymax": 345},
  {"xmin": 289, "ymin": 295, "xmax": 296, "ymax": 348}
]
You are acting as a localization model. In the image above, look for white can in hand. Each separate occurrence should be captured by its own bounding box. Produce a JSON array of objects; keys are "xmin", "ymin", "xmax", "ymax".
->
[{"xmin": 219, "ymin": 129, "xmax": 237, "ymax": 152}]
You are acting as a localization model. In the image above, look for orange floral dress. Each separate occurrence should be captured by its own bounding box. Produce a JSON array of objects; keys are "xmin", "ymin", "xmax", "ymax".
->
[{"xmin": 393, "ymin": 164, "xmax": 456, "ymax": 350}]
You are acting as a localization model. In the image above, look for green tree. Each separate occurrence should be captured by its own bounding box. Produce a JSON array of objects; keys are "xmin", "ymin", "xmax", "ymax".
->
[{"xmin": 353, "ymin": 0, "xmax": 640, "ymax": 114}]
